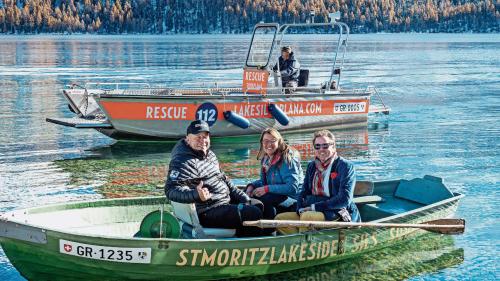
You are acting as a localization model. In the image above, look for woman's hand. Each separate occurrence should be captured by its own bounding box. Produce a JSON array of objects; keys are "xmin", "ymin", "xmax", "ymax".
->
[{"xmin": 252, "ymin": 186, "xmax": 269, "ymax": 197}]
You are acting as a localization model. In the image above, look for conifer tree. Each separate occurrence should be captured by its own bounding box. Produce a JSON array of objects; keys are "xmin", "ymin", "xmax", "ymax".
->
[{"xmin": 0, "ymin": 0, "xmax": 497, "ymax": 34}]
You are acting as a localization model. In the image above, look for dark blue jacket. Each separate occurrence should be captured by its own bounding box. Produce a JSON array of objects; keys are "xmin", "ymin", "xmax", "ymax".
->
[
  {"xmin": 297, "ymin": 156, "xmax": 361, "ymax": 222},
  {"xmin": 250, "ymin": 150, "xmax": 303, "ymax": 199},
  {"xmin": 273, "ymin": 52, "xmax": 300, "ymax": 84}
]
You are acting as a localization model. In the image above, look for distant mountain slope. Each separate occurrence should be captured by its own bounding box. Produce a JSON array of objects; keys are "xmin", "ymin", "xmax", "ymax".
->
[{"xmin": 0, "ymin": 0, "xmax": 497, "ymax": 34}]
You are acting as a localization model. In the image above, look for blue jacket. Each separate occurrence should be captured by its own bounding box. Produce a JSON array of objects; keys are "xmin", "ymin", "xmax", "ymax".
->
[
  {"xmin": 297, "ymin": 156, "xmax": 361, "ymax": 222},
  {"xmin": 251, "ymin": 150, "xmax": 303, "ymax": 199}
]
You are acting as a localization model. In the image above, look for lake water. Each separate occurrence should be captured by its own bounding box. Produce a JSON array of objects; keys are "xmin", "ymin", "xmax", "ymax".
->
[{"xmin": 0, "ymin": 33, "xmax": 499, "ymax": 280}]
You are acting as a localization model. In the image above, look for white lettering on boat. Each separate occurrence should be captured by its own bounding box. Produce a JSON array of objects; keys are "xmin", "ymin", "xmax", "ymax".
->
[
  {"xmin": 245, "ymin": 71, "xmax": 267, "ymax": 82},
  {"xmin": 59, "ymin": 239, "xmax": 151, "ymax": 264},
  {"xmin": 145, "ymin": 105, "xmax": 187, "ymax": 120},
  {"xmin": 233, "ymin": 103, "xmax": 268, "ymax": 118},
  {"xmin": 277, "ymin": 102, "xmax": 323, "ymax": 116},
  {"xmin": 230, "ymin": 101, "xmax": 324, "ymax": 118},
  {"xmin": 175, "ymin": 240, "xmax": 340, "ymax": 267},
  {"xmin": 246, "ymin": 82, "xmax": 264, "ymax": 91},
  {"xmin": 242, "ymin": 69, "xmax": 269, "ymax": 93}
]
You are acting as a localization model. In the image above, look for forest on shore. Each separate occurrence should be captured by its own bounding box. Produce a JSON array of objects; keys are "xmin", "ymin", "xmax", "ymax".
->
[{"xmin": 0, "ymin": 0, "xmax": 498, "ymax": 34}]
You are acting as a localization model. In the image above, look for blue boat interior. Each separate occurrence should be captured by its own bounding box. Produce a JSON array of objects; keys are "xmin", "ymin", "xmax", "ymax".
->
[{"xmin": 358, "ymin": 175, "xmax": 456, "ymax": 222}]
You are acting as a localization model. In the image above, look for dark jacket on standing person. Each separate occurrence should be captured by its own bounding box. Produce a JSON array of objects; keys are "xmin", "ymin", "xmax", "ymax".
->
[
  {"xmin": 297, "ymin": 156, "xmax": 361, "ymax": 222},
  {"xmin": 273, "ymin": 52, "xmax": 300, "ymax": 84},
  {"xmin": 165, "ymin": 139, "xmax": 250, "ymax": 214}
]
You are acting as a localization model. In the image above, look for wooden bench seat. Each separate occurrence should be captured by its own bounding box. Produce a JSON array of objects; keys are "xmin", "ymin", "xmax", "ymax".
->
[{"xmin": 353, "ymin": 195, "xmax": 384, "ymax": 205}]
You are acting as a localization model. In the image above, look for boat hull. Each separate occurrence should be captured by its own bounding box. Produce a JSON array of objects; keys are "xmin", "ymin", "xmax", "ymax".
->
[
  {"xmin": 92, "ymin": 92, "xmax": 371, "ymax": 140},
  {"xmin": 1, "ymin": 193, "xmax": 462, "ymax": 281}
]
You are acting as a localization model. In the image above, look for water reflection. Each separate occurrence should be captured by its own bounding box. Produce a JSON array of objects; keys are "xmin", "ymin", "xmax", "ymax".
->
[
  {"xmin": 235, "ymin": 234, "xmax": 463, "ymax": 281},
  {"xmin": 54, "ymin": 128, "xmax": 379, "ymax": 199},
  {"xmin": 0, "ymin": 36, "xmax": 247, "ymax": 70}
]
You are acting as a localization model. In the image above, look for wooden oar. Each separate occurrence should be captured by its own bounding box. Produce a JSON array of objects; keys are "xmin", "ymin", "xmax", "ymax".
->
[{"xmin": 243, "ymin": 218, "xmax": 465, "ymax": 235}]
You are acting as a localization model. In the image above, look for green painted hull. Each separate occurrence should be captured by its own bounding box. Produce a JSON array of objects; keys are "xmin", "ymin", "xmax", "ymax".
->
[
  {"xmin": 1, "ymin": 179, "xmax": 463, "ymax": 280},
  {"xmin": 237, "ymin": 233, "xmax": 463, "ymax": 281}
]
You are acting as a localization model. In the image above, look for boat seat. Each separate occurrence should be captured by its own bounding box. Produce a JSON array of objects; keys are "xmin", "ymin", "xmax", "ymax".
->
[
  {"xmin": 394, "ymin": 175, "xmax": 454, "ymax": 205},
  {"xmin": 353, "ymin": 195, "xmax": 384, "ymax": 205},
  {"xmin": 354, "ymin": 180, "xmax": 374, "ymax": 196},
  {"xmin": 298, "ymin": 69, "xmax": 309, "ymax": 87},
  {"xmin": 170, "ymin": 201, "xmax": 236, "ymax": 239}
]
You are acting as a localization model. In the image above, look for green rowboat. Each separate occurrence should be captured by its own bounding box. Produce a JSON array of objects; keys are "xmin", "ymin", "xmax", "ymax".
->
[{"xmin": 0, "ymin": 175, "xmax": 464, "ymax": 280}]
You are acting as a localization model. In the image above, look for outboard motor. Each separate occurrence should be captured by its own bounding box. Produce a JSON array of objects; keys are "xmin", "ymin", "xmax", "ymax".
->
[
  {"xmin": 223, "ymin": 111, "xmax": 250, "ymax": 129},
  {"xmin": 268, "ymin": 104, "xmax": 289, "ymax": 126}
]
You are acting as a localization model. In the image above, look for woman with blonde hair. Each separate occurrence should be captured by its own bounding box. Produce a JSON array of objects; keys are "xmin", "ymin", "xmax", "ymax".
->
[{"xmin": 246, "ymin": 128, "xmax": 303, "ymax": 225}]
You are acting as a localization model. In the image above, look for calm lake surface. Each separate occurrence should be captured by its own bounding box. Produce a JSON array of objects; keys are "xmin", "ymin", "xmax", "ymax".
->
[{"xmin": 0, "ymin": 33, "xmax": 499, "ymax": 280}]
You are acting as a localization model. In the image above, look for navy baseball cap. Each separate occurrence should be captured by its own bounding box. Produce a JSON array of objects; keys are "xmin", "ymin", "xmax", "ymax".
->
[
  {"xmin": 186, "ymin": 120, "xmax": 210, "ymax": 135},
  {"xmin": 281, "ymin": 46, "xmax": 292, "ymax": 53}
]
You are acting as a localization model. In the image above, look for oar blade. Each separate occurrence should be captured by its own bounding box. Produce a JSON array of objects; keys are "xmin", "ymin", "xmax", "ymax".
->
[{"xmin": 422, "ymin": 219, "xmax": 465, "ymax": 235}]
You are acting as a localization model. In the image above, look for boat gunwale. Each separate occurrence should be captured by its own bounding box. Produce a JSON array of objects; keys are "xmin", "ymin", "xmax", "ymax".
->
[
  {"xmin": 94, "ymin": 91, "xmax": 372, "ymax": 100},
  {"xmin": 1, "ymin": 192, "xmax": 464, "ymax": 242}
]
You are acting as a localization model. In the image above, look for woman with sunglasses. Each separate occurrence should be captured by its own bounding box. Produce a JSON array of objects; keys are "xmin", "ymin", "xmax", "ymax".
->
[
  {"xmin": 275, "ymin": 129, "xmax": 361, "ymax": 234},
  {"xmin": 246, "ymin": 128, "xmax": 303, "ymax": 226}
]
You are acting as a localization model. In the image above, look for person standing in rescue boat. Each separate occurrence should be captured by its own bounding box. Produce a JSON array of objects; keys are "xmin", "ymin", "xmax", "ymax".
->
[{"xmin": 273, "ymin": 46, "xmax": 300, "ymax": 88}]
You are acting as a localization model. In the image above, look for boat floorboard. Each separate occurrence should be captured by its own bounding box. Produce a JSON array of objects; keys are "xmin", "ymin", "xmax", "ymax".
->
[{"xmin": 377, "ymin": 196, "xmax": 425, "ymax": 214}]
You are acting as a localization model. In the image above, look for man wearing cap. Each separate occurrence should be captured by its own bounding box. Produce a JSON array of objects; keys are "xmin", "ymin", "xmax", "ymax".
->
[
  {"xmin": 165, "ymin": 120, "xmax": 263, "ymax": 237},
  {"xmin": 273, "ymin": 46, "xmax": 300, "ymax": 88}
]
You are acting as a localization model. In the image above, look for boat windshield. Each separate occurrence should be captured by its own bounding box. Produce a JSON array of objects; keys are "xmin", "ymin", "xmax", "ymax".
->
[
  {"xmin": 245, "ymin": 24, "xmax": 278, "ymax": 68},
  {"xmin": 244, "ymin": 17, "xmax": 349, "ymax": 90}
]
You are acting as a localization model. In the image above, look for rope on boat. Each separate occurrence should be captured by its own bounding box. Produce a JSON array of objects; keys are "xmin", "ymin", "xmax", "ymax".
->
[
  {"xmin": 369, "ymin": 86, "xmax": 390, "ymax": 113},
  {"xmin": 83, "ymin": 88, "xmax": 89, "ymax": 116}
]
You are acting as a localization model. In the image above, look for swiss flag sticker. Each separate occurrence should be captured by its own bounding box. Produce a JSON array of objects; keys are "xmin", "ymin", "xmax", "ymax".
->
[{"xmin": 63, "ymin": 244, "xmax": 72, "ymax": 252}]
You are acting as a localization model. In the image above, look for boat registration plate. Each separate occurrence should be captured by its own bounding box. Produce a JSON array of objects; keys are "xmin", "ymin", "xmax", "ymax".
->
[
  {"xmin": 334, "ymin": 101, "xmax": 367, "ymax": 114},
  {"xmin": 59, "ymin": 239, "xmax": 151, "ymax": 264}
]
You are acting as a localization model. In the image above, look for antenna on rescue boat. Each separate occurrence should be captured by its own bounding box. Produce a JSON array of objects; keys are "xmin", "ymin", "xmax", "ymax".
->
[{"xmin": 329, "ymin": 11, "xmax": 341, "ymax": 23}]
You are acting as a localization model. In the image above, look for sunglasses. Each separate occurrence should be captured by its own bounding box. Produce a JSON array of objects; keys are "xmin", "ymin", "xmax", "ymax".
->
[{"xmin": 314, "ymin": 143, "xmax": 334, "ymax": 150}]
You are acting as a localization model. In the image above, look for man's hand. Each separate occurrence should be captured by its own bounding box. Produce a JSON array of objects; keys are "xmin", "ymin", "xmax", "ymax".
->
[
  {"xmin": 298, "ymin": 207, "xmax": 312, "ymax": 214},
  {"xmin": 245, "ymin": 184, "xmax": 255, "ymax": 197},
  {"xmin": 196, "ymin": 181, "xmax": 211, "ymax": 202}
]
